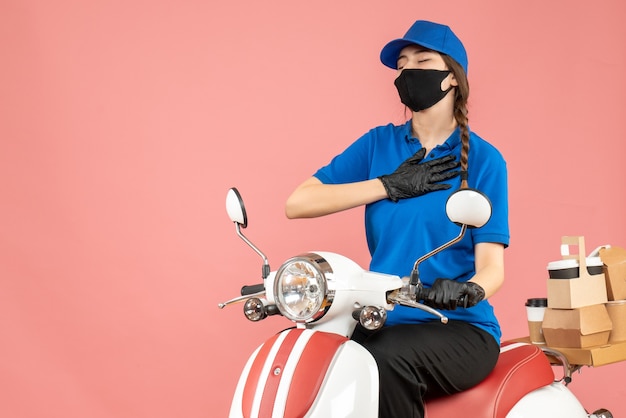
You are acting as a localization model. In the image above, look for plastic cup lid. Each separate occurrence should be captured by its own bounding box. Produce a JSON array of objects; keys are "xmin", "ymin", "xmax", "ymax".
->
[
  {"xmin": 546, "ymin": 259, "xmax": 578, "ymax": 270},
  {"xmin": 586, "ymin": 256, "xmax": 602, "ymax": 267},
  {"xmin": 525, "ymin": 298, "xmax": 548, "ymax": 307},
  {"xmin": 547, "ymin": 257, "xmax": 602, "ymax": 270}
]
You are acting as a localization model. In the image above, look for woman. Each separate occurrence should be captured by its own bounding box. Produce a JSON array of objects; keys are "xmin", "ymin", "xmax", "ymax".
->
[{"xmin": 286, "ymin": 20, "xmax": 509, "ymax": 417}]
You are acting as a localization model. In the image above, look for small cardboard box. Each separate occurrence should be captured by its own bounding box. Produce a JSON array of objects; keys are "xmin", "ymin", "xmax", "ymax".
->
[
  {"xmin": 547, "ymin": 236, "xmax": 608, "ymax": 309},
  {"xmin": 507, "ymin": 337, "xmax": 626, "ymax": 367},
  {"xmin": 548, "ymin": 342, "xmax": 626, "ymax": 366},
  {"xmin": 543, "ymin": 341, "xmax": 626, "ymax": 367},
  {"xmin": 542, "ymin": 304, "xmax": 612, "ymax": 348},
  {"xmin": 599, "ymin": 246, "xmax": 626, "ymax": 301},
  {"xmin": 605, "ymin": 300, "xmax": 626, "ymax": 343}
]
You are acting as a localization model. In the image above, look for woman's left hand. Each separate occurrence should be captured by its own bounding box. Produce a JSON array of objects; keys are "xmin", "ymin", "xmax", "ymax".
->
[{"xmin": 422, "ymin": 278, "xmax": 485, "ymax": 310}]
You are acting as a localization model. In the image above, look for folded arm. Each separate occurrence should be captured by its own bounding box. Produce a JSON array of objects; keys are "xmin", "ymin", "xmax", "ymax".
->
[{"xmin": 285, "ymin": 177, "xmax": 388, "ymax": 219}]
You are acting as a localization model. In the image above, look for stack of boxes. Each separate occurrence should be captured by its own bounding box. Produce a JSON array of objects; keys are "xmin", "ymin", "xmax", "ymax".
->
[
  {"xmin": 542, "ymin": 236, "xmax": 612, "ymax": 348},
  {"xmin": 600, "ymin": 246, "xmax": 626, "ymax": 344}
]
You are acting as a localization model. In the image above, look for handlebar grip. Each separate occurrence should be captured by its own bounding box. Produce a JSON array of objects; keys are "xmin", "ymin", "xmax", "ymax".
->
[
  {"xmin": 416, "ymin": 287, "xmax": 468, "ymax": 309},
  {"xmin": 240, "ymin": 284, "xmax": 265, "ymax": 296},
  {"xmin": 415, "ymin": 287, "xmax": 427, "ymax": 302}
]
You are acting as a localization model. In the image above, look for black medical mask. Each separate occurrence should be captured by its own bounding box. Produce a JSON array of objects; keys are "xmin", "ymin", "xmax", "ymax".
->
[{"xmin": 394, "ymin": 69, "xmax": 453, "ymax": 112}]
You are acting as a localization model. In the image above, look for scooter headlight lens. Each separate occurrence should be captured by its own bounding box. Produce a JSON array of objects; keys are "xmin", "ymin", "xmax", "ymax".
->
[{"xmin": 274, "ymin": 253, "xmax": 332, "ymax": 322}]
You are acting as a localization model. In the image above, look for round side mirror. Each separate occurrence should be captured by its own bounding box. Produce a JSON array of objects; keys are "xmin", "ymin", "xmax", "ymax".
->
[
  {"xmin": 445, "ymin": 189, "xmax": 492, "ymax": 228},
  {"xmin": 226, "ymin": 188, "xmax": 248, "ymax": 228}
]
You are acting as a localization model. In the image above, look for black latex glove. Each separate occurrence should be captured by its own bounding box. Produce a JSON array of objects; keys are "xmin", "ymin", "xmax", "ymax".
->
[
  {"xmin": 423, "ymin": 278, "xmax": 485, "ymax": 310},
  {"xmin": 378, "ymin": 148, "xmax": 461, "ymax": 202}
]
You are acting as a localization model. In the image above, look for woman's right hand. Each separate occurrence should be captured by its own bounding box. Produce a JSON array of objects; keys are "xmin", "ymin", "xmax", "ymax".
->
[{"xmin": 378, "ymin": 148, "xmax": 460, "ymax": 202}]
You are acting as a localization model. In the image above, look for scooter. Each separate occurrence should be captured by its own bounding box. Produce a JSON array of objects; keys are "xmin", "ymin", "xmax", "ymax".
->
[{"xmin": 219, "ymin": 187, "xmax": 613, "ymax": 418}]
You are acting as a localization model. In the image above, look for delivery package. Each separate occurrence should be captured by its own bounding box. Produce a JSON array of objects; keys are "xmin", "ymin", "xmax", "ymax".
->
[
  {"xmin": 546, "ymin": 236, "xmax": 607, "ymax": 309},
  {"xmin": 599, "ymin": 246, "xmax": 626, "ymax": 301},
  {"xmin": 542, "ymin": 304, "xmax": 612, "ymax": 348},
  {"xmin": 605, "ymin": 300, "xmax": 626, "ymax": 343}
]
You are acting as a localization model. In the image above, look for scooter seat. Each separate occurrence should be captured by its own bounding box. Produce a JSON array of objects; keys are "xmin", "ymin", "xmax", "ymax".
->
[{"xmin": 424, "ymin": 342, "xmax": 555, "ymax": 418}]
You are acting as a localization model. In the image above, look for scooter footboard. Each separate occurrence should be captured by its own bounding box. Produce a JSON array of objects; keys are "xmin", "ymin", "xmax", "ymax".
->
[{"xmin": 229, "ymin": 328, "xmax": 378, "ymax": 418}]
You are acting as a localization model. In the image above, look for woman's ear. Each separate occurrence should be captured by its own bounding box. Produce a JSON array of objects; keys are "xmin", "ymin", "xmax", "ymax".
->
[
  {"xmin": 441, "ymin": 72, "xmax": 458, "ymax": 91},
  {"xmin": 449, "ymin": 71, "xmax": 459, "ymax": 87}
]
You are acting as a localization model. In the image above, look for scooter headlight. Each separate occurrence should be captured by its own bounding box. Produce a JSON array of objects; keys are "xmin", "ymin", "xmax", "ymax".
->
[{"xmin": 274, "ymin": 253, "xmax": 333, "ymax": 322}]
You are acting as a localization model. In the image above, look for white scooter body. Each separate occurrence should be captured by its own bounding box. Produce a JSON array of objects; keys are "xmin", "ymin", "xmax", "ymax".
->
[
  {"xmin": 229, "ymin": 252, "xmax": 393, "ymax": 418},
  {"xmin": 221, "ymin": 188, "xmax": 610, "ymax": 418},
  {"xmin": 507, "ymin": 383, "xmax": 588, "ymax": 417},
  {"xmin": 230, "ymin": 331, "xmax": 378, "ymax": 418},
  {"xmin": 228, "ymin": 262, "xmax": 589, "ymax": 418}
]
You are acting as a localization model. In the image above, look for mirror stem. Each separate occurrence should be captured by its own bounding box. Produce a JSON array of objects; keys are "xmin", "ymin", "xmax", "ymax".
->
[
  {"xmin": 235, "ymin": 223, "xmax": 270, "ymax": 280},
  {"xmin": 410, "ymin": 224, "xmax": 468, "ymax": 286}
]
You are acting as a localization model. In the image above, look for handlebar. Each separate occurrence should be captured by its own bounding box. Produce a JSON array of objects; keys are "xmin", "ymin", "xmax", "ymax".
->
[
  {"xmin": 241, "ymin": 283, "xmax": 265, "ymax": 296},
  {"xmin": 414, "ymin": 286, "xmax": 469, "ymax": 309}
]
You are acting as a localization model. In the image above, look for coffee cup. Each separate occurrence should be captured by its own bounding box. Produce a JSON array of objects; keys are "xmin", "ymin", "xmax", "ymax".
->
[{"xmin": 525, "ymin": 298, "xmax": 548, "ymax": 344}]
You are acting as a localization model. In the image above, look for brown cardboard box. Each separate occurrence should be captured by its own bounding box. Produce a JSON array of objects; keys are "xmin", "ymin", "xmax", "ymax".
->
[
  {"xmin": 599, "ymin": 246, "xmax": 626, "ymax": 301},
  {"xmin": 544, "ymin": 341, "xmax": 626, "ymax": 367},
  {"xmin": 547, "ymin": 236, "xmax": 608, "ymax": 309},
  {"xmin": 542, "ymin": 304, "xmax": 612, "ymax": 348},
  {"xmin": 508, "ymin": 337, "xmax": 626, "ymax": 367},
  {"xmin": 605, "ymin": 300, "xmax": 626, "ymax": 343}
]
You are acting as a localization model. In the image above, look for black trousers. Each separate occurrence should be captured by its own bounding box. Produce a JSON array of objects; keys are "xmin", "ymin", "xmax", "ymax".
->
[{"xmin": 352, "ymin": 320, "xmax": 500, "ymax": 418}]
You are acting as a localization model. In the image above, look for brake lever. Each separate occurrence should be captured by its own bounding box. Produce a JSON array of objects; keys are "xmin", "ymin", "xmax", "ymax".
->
[
  {"xmin": 218, "ymin": 290, "xmax": 266, "ymax": 309},
  {"xmin": 388, "ymin": 290, "xmax": 449, "ymax": 324}
]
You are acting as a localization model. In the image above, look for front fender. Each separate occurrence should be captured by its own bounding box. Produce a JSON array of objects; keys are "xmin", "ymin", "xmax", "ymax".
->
[{"xmin": 229, "ymin": 328, "xmax": 378, "ymax": 418}]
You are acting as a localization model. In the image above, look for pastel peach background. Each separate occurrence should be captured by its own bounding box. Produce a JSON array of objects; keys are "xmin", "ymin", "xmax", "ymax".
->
[{"xmin": 1, "ymin": 1, "xmax": 625, "ymax": 417}]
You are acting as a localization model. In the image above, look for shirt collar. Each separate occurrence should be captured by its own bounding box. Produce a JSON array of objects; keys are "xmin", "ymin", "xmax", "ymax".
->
[{"xmin": 402, "ymin": 120, "xmax": 463, "ymax": 151}]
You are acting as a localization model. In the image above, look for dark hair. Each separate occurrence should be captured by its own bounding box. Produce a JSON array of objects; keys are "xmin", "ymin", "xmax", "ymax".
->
[{"xmin": 442, "ymin": 55, "xmax": 470, "ymax": 189}]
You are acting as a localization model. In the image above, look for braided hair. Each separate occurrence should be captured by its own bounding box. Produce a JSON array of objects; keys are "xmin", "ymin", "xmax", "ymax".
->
[{"xmin": 442, "ymin": 55, "xmax": 470, "ymax": 189}]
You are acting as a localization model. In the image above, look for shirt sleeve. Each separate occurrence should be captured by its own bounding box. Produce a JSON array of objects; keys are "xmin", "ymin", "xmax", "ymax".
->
[
  {"xmin": 469, "ymin": 139, "xmax": 510, "ymax": 247},
  {"xmin": 313, "ymin": 130, "xmax": 374, "ymax": 185}
]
